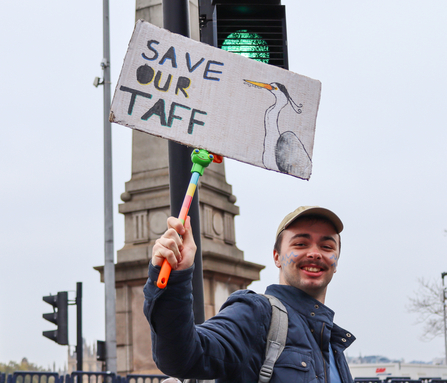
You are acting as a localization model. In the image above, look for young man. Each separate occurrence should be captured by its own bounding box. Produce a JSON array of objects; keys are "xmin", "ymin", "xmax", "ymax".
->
[{"xmin": 144, "ymin": 206, "xmax": 355, "ymax": 383}]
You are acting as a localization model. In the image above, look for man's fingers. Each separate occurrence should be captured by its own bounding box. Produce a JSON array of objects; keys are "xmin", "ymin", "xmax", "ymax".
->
[
  {"xmin": 152, "ymin": 247, "xmax": 179, "ymax": 269},
  {"xmin": 151, "ymin": 216, "xmax": 196, "ymax": 271},
  {"xmin": 167, "ymin": 217, "xmax": 186, "ymax": 235},
  {"xmin": 180, "ymin": 216, "xmax": 196, "ymax": 250},
  {"xmin": 152, "ymin": 243, "xmax": 182, "ymax": 269},
  {"xmin": 151, "ymin": 229, "xmax": 184, "ymax": 268},
  {"xmin": 159, "ymin": 232, "xmax": 183, "ymax": 253}
]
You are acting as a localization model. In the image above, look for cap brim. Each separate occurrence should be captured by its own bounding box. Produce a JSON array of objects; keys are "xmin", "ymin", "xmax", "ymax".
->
[
  {"xmin": 276, "ymin": 206, "xmax": 343, "ymax": 239},
  {"xmin": 296, "ymin": 207, "xmax": 344, "ymax": 234}
]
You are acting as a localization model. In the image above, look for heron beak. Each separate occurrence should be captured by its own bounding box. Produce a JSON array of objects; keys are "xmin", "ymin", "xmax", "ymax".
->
[{"xmin": 244, "ymin": 80, "xmax": 274, "ymax": 90}]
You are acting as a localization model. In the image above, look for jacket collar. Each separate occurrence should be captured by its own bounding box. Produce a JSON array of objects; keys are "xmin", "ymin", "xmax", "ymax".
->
[
  {"xmin": 265, "ymin": 284, "xmax": 355, "ymax": 350},
  {"xmin": 331, "ymin": 323, "xmax": 356, "ymax": 349},
  {"xmin": 265, "ymin": 284, "xmax": 335, "ymax": 326}
]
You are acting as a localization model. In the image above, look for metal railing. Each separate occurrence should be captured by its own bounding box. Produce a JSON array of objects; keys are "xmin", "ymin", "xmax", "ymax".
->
[
  {"xmin": 10, "ymin": 372, "xmax": 62, "ymax": 383},
  {"xmin": 68, "ymin": 371, "xmax": 117, "ymax": 383},
  {"xmin": 3, "ymin": 374, "xmax": 446, "ymax": 383},
  {"xmin": 354, "ymin": 379, "xmax": 447, "ymax": 383},
  {"xmin": 0, "ymin": 373, "xmax": 168, "ymax": 383},
  {"xmin": 125, "ymin": 374, "xmax": 168, "ymax": 383}
]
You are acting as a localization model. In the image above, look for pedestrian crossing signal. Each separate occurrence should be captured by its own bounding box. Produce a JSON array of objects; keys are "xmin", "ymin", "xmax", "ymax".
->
[
  {"xmin": 214, "ymin": 3, "xmax": 288, "ymax": 69},
  {"xmin": 221, "ymin": 30, "xmax": 270, "ymax": 63}
]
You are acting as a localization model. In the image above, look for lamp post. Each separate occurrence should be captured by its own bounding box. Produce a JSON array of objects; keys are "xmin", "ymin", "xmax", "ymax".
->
[
  {"xmin": 93, "ymin": 0, "xmax": 117, "ymax": 371},
  {"xmin": 102, "ymin": 0, "xmax": 117, "ymax": 372},
  {"xmin": 442, "ymin": 272, "xmax": 447, "ymax": 364}
]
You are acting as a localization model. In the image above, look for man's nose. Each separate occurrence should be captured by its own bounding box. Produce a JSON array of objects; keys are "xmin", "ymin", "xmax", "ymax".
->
[{"xmin": 306, "ymin": 245, "xmax": 321, "ymax": 259}]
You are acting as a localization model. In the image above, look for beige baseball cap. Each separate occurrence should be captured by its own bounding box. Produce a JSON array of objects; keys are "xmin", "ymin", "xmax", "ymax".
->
[{"xmin": 276, "ymin": 206, "xmax": 344, "ymax": 239}]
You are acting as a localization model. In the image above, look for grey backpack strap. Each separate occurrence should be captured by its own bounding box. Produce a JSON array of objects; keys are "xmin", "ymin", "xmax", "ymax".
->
[{"xmin": 258, "ymin": 294, "xmax": 288, "ymax": 383}]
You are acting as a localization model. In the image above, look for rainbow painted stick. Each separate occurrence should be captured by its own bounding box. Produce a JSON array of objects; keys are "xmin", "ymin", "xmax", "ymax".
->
[{"xmin": 157, "ymin": 149, "xmax": 222, "ymax": 289}]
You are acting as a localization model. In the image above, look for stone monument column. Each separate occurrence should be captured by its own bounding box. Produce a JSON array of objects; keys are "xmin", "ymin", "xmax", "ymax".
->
[{"xmin": 96, "ymin": 0, "xmax": 264, "ymax": 375}]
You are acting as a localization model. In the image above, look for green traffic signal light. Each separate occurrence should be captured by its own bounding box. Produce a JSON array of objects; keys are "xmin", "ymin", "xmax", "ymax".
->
[
  {"xmin": 221, "ymin": 29, "xmax": 270, "ymax": 64},
  {"xmin": 214, "ymin": 4, "xmax": 288, "ymax": 69}
]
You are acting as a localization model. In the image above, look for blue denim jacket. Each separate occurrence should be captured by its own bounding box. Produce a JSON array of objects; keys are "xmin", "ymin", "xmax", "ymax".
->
[{"xmin": 143, "ymin": 264, "xmax": 355, "ymax": 383}]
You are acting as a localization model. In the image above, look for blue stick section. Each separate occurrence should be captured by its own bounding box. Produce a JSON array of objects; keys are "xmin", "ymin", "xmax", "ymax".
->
[{"xmin": 190, "ymin": 171, "xmax": 200, "ymax": 186}]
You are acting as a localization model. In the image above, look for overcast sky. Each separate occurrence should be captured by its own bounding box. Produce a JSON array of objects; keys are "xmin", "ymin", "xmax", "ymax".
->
[{"xmin": 1, "ymin": 0, "xmax": 446, "ymax": 371}]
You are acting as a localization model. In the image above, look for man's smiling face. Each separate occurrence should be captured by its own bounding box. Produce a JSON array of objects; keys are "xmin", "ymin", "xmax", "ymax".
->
[{"xmin": 273, "ymin": 217, "xmax": 340, "ymax": 303}]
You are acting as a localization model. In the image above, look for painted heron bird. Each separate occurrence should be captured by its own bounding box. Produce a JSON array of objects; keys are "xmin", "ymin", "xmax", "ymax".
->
[{"xmin": 244, "ymin": 80, "xmax": 312, "ymax": 176}]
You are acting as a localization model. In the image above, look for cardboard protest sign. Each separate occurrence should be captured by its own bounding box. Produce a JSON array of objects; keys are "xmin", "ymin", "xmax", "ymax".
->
[{"xmin": 110, "ymin": 20, "xmax": 321, "ymax": 179}]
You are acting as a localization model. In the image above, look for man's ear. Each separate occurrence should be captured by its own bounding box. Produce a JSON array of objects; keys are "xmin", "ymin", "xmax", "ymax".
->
[{"xmin": 273, "ymin": 250, "xmax": 282, "ymax": 269}]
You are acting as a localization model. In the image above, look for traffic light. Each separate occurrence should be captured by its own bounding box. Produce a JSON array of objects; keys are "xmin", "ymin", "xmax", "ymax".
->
[
  {"xmin": 96, "ymin": 340, "xmax": 106, "ymax": 362},
  {"xmin": 211, "ymin": 0, "xmax": 288, "ymax": 69},
  {"xmin": 42, "ymin": 291, "xmax": 68, "ymax": 345}
]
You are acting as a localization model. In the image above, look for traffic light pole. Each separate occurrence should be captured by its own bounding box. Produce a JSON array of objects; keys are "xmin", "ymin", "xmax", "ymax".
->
[
  {"xmin": 76, "ymin": 282, "xmax": 83, "ymax": 371},
  {"xmin": 198, "ymin": 0, "xmax": 216, "ymax": 47},
  {"xmin": 163, "ymin": 0, "xmax": 205, "ymax": 325}
]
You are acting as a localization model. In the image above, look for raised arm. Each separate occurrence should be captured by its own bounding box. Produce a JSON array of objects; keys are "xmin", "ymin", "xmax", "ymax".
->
[{"xmin": 143, "ymin": 217, "xmax": 270, "ymax": 381}]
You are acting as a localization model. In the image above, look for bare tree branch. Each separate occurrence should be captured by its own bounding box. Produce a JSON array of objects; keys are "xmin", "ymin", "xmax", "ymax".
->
[{"xmin": 407, "ymin": 278, "xmax": 445, "ymax": 341}]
